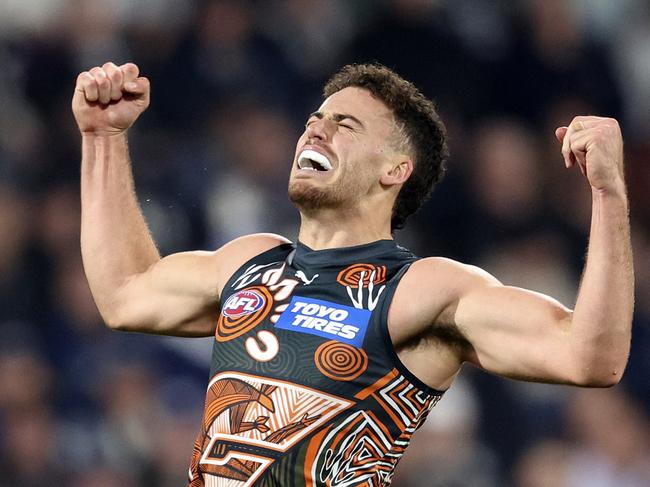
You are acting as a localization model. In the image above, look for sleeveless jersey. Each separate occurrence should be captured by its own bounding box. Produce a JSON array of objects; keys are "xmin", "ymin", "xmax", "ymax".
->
[{"xmin": 189, "ymin": 239, "xmax": 444, "ymax": 486}]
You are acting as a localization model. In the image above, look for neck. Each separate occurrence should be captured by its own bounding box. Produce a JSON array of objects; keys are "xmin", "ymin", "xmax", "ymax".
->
[{"xmin": 297, "ymin": 206, "xmax": 392, "ymax": 250}]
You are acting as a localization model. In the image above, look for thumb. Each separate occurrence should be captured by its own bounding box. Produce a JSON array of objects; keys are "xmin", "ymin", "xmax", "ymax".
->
[
  {"xmin": 123, "ymin": 77, "xmax": 150, "ymax": 95},
  {"xmin": 555, "ymin": 126, "xmax": 568, "ymax": 143}
]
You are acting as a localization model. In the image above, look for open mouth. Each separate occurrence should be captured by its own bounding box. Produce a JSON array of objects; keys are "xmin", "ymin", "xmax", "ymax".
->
[{"xmin": 298, "ymin": 149, "xmax": 333, "ymax": 172}]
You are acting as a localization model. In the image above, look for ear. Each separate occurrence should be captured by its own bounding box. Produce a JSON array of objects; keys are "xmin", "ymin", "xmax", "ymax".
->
[{"xmin": 380, "ymin": 158, "xmax": 413, "ymax": 187}]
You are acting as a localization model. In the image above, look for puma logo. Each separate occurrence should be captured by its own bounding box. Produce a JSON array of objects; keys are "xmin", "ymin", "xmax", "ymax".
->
[{"xmin": 295, "ymin": 270, "xmax": 319, "ymax": 285}]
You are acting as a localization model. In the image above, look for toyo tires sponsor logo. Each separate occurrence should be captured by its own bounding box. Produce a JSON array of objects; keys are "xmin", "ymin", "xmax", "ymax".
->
[
  {"xmin": 274, "ymin": 296, "xmax": 370, "ymax": 347},
  {"xmin": 222, "ymin": 289, "xmax": 267, "ymax": 317}
]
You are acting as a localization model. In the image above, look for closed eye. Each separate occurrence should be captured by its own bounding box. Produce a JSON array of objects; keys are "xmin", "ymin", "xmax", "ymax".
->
[{"xmin": 305, "ymin": 111, "xmax": 364, "ymax": 131}]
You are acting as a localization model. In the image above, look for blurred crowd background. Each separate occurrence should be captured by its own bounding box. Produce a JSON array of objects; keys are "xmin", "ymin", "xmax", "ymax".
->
[{"xmin": 0, "ymin": 0, "xmax": 649, "ymax": 485}]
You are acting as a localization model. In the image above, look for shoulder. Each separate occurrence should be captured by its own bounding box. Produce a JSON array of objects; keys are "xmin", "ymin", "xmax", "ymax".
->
[
  {"xmin": 392, "ymin": 257, "xmax": 501, "ymax": 330},
  {"xmin": 407, "ymin": 257, "xmax": 501, "ymax": 291},
  {"xmin": 217, "ymin": 233, "xmax": 292, "ymax": 256},
  {"xmin": 213, "ymin": 233, "xmax": 292, "ymax": 295}
]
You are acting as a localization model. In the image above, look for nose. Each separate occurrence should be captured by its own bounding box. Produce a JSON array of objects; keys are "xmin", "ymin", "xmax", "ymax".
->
[{"xmin": 305, "ymin": 118, "xmax": 330, "ymax": 142}]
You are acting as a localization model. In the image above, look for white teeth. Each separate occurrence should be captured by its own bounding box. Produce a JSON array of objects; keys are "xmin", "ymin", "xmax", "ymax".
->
[{"xmin": 298, "ymin": 149, "xmax": 332, "ymax": 171}]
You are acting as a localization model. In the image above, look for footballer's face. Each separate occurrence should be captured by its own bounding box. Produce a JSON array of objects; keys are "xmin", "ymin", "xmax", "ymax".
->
[{"xmin": 288, "ymin": 87, "xmax": 400, "ymax": 211}]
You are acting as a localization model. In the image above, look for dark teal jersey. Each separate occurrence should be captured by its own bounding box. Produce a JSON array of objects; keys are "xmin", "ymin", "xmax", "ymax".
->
[{"xmin": 189, "ymin": 240, "xmax": 443, "ymax": 486}]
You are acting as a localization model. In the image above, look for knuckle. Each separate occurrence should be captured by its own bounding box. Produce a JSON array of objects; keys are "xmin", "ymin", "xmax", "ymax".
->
[
  {"xmin": 108, "ymin": 68, "xmax": 122, "ymax": 83},
  {"xmin": 93, "ymin": 68, "xmax": 107, "ymax": 80},
  {"xmin": 77, "ymin": 72, "xmax": 93, "ymax": 87},
  {"xmin": 122, "ymin": 62, "xmax": 138, "ymax": 73},
  {"xmin": 96, "ymin": 75, "xmax": 109, "ymax": 88},
  {"xmin": 81, "ymin": 80, "xmax": 96, "ymax": 92},
  {"xmin": 120, "ymin": 63, "xmax": 140, "ymax": 81}
]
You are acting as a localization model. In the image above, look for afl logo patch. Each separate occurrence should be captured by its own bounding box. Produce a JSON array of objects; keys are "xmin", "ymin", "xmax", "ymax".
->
[
  {"xmin": 217, "ymin": 286, "xmax": 273, "ymax": 342},
  {"xmin": 222, "ymin": 289, "xmax": 266, "ymax": 317}
]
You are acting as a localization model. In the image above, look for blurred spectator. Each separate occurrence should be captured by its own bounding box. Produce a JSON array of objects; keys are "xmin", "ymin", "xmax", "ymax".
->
[
  {"xmin": 204, "ymin": 98, "xmax": 300, "ymax": 244},
  {"xmin": 188, "ymin": 0, "xmax": 300, "ymax": 116},
  {"xmin": 514, "ymin": 439, "xmax": 574, "ymax": 487},
  {"xmin": 261, "ymin": 0, "xmax": 354, "ymax": 78},
  {"xmin": 626, "ymin": 228, "xmax": 650, "ymax": 407},
  {"xmin": 36, "ymin": 183, "xmax": 80, "ymax": 261},
  {"xmin": 0, "ymin": 184, "xmax": 43, "ymax": 323},
  {"xmin": 0, "ymin": 348, "xmax": 52, "ymax": 413},
  {"xmin": 564, "ymin": 388, "xmax": 650, "ymax": 486},
  {"xmin": 494, "ymin": 0, "xmax": 622, "ymax": 124},
  {"xmin": 0, "ymin": 407, "xmax": 68, "ymax": 486},
  {"xmin": 514, "ymin": 440, "xmax": 573, "ymax": 487},
  {"xmin": 348, "ymin": 0, "xmax": 484, "ymax": 121},
  {"xmin": 64, "ymin": 0, "xmax": 131, "ymax": 69},
  {"xmin": 0, "ymin": 349, "xmax": 66, "ymax": 486},
  {"xmin": 466, "ymin": 119, "xmax": 544, "ymax": 238},
  {"xmin": 514, "ymin": 387, "xmax": 650, "ymax": 487},
  {"xmin": 69, "ymin": 468, "xmax": 139, "ymax": 487}
]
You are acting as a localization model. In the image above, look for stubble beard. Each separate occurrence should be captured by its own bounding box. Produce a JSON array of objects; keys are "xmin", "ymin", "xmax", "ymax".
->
[
  {"xmin": 288, "ymin": 180, "xmax": 344, "ymax": 211},
  {"xmin": 287, "ymin": 173, "xmax": 362, "ymax": 212}
]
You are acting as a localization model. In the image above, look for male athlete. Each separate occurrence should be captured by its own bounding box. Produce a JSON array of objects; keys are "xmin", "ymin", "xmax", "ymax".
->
[{"xmin": 74, "ymin": 62, "xmax": 633, "ymax": 486}]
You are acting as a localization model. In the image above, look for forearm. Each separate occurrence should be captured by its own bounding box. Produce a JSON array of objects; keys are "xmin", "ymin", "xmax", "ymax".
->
[
  {"xmin": 80, "ymin": 133, "xmax": 160, "ymax": 324},
  {"xmin": 571, "ymin": 184, "xmax": 634, "ymax": 384}
]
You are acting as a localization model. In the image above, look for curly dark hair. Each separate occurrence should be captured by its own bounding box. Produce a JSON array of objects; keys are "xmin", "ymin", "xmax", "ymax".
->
[{"xmin": 323, "ymin": 63, "xmax": 448, "ymax": 231}]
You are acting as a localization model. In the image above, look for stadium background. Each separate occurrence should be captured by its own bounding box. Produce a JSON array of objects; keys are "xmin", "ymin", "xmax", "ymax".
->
[{"xmin": 0, "ymin": 0, "xmax": 649, "ymax": 485}]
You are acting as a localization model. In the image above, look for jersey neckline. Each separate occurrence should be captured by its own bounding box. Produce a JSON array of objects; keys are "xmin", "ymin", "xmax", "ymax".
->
[{"xmin": 293, "ymin": 239, "xmax": 399, "ymax": 267}]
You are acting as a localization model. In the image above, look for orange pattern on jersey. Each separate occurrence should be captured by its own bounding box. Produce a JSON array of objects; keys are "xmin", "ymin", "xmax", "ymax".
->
[
  {"xmin": 303, "ymin": 426, "xmax": 332, "ymax": 487},
  {"xmin": 216, "ymin": 285, "xmax": 273, "ymax": 342},
  {"xmin": 354, "ymin": 368, "xmax": 400, "ymax": 400},
  {"xmin": 336, "ymin": 263, "xmax": 387, "ymax": 288},
  {"xmin": 314, "ymin": 341, "xmax": 368, "ymax": 382},
  {"xmin": 307, "ymin": 410, "xmax": 394, "ymax": 485},
  {"xmin": 189, "ymin": 372, "xmax": 353, "ymax": 486},
  {"xmin": 305, "ymin": 373, "xmax": 441, "ymax": 486}
]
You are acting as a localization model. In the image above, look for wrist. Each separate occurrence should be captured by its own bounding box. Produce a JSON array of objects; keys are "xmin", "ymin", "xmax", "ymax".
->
[
  {"xmin": 591, "ymin": 181, "xmax": 628, "ymax": 210},
  {"xmin": 81, "ymin": 131, "xmax": 129, "ymax": 157},
  {"xmin": 81, "ymin": 130, "xmax": 128, "ymax": 140}
]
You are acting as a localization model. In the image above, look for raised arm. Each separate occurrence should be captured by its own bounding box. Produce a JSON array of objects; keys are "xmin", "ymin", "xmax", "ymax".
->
[
  {"xmin": 74, "ymin": 62, "xmax": 162, "ymax": 328},
  {"xmin": 440, "ymin": 117, "xmax": 633, "ymax": 386},
  {"xmin": 74, "ymin": 62, "xmax": 288, "ymax": 336}
]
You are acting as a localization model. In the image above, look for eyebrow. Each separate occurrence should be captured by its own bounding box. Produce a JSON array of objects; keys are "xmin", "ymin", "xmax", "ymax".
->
[{"xmin": 308, "ymin": 111, "xmax": 365, "ymax": 128}]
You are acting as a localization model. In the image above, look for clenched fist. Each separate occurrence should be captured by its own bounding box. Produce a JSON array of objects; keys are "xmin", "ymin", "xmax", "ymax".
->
[
  {"xmin": 555, "ymin": 116, "xmax": 625, "ymax": 194},
  {"xmin": 72, "ymin": 62, "xmax": 150, "ymax": 136}
]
